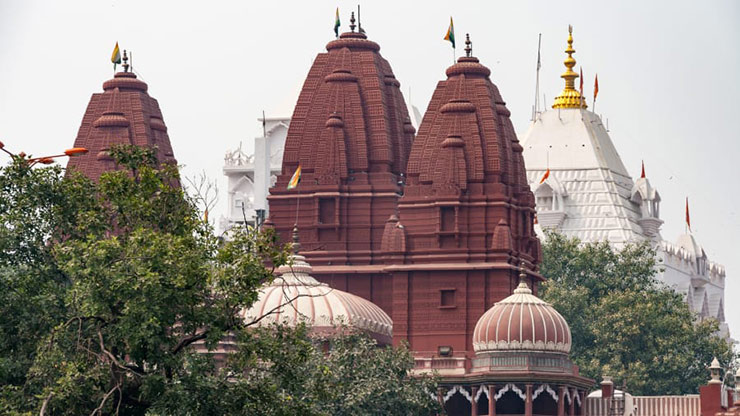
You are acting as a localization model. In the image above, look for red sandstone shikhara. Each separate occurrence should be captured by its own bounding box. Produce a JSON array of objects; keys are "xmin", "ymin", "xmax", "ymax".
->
[
  {"xmin": 67, "ymin": 51, "xmax": 176, "ymax": 181},
  {"xmin": 63, "ymin": 19, "xmax": 738, "ymax": 416}
]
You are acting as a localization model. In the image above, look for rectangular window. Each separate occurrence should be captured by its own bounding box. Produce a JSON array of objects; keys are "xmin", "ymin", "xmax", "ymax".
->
[
  {"xmin": 440, "ymin": 289, "xmax": 456, "ymax": 308},
  {"xmin": 440, "ymin": 206, "xmax": 455, "ymax": 232},
  {"xmin": 319, "ymin": 198, "xmax": 335, "ymax": 224}
]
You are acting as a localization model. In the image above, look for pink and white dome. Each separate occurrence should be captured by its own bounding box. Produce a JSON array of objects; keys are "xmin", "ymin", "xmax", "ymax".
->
[
  {"xmin": 241, "ymin": 245, "xmax": 393, "ymax": 344},
  {"xmin": 473, "ymin": 275, "xmax": 571, "ymax": 354}
]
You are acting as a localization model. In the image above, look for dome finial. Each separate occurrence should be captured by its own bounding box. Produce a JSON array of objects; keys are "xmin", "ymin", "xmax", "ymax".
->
[
  {"xmin": 552, "ymin": 25, "xmax": 586, "ymax": 109},
  {"xmin": 464, "ymin": 33, "xmax": 472, "ymax": 57},
  {"xmin": 292, "ymin": 225, "xmax": 301, "ymax": 253},
  {"xmin": 349, "ymin": 11, "xmax": 356, "ymax": 32},
  {"xmin": 515, "ymin": 261, "xmax": 533, "ymax": 294}
]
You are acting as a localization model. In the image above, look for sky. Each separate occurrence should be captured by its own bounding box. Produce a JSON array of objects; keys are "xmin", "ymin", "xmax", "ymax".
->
[{"xmin": 1, "ymin": 0, "xmax": 738, "ymax": 343}]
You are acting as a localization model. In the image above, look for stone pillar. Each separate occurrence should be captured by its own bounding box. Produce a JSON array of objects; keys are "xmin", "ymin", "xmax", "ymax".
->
[
  {"xmin": 568, "ymin": 388, "xmax": 576, "ymax": 416},
  {"xmin": 488, "ymin": 385, "xmax": 496, "ymax": 416},
  {"xmin": 471, "ymin": 386, "xmax": 478, "ymax": 416},
  {"xmin": 525, "ymin": 384, "xmax": 533, "ymax": 416},
  {"xmin": 600, "ymin": 376, "xmax": 613, "ymax": 400},
  {"xmin": 558, "ymin": 386, "xmax": 565, "ymax": 416}
]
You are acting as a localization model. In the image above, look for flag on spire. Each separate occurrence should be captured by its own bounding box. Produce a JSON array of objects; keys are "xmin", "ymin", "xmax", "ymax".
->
[
  {"xmin": 444, "ymin": 17, "xmax": 455, "ymax": 48},
  {"xmin": 287, "ymin": 165, "xmax": 302, "ymax": 190},
  {"xmin": 685, "ymin": 197, "xmax": 691, "ymax": 231},
  {"xmin": 334, "ymin": 8, "xmax": 340, "ymax": 37},
  {"xmin": 640, "ymin": 161, "xmax": 646, "ymax": 178},
  {"xmin": 594, "ymin": 74, "xmax": 599, "ymax": 102},
  {"xmin": 579, "ymin": 67, "xmax": 584, "ymax": 95},
  {"xmin": 111, "ymin": 42, "xmax": 121, "ymax": 71},
  {"xmin": 539, "ymin": 168, "xmax": 550, "ymax": 184}
]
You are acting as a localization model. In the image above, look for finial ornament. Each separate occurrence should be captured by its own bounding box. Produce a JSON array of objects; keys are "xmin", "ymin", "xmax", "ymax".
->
[
  {"xmin": 709, "ymin": 357, "xmax": 722, "ymax": 384},
  {"xmin": 292, "ymin": 225, "xmax": 301, "ymax": 253},
  {"xmin": 552, "ymin": 25, "xmax": 587, "ymax": 109},
  {"xmin": 350, "ymin": 11, "xmax": 356, "ymax": 32},
  {"xmin": 513, "ymin": 260, "xmax": 533, "ymax": 294},
  {"xmin": 464, "ymin": 33, "xmax": 472, "ymax": 57},
  {"xmin": 122, "ymin": 50, "xmax": 129, "ymax": 73}
]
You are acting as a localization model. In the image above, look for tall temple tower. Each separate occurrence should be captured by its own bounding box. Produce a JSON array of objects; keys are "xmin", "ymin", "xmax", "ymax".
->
[
  {"xmin": 521, "ymin": 27, "xmax": 728, "ymax": 337},
  {"xmin": 267, "ymin": 13, "xmax": 415, "ymax": 313},
  {"xmin": 387, "ymin": 35, "xmax": 541, "ymax": 367},
  {"xmin": 66, "ymin": 51, "xmax": 177, "ymax": 180}
]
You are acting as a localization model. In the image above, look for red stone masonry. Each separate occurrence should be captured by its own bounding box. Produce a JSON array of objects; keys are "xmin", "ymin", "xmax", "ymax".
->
[
  {"xmin": 66, "ymin": 71, "xmax": 176, "ymax": 181},
  {"xmin": 388, "ymin": 52, "xmax": 542, "ymax": 360},
  {"xmin": 269, "ymin": 30, "xmax": 414, "ymax": 266}
]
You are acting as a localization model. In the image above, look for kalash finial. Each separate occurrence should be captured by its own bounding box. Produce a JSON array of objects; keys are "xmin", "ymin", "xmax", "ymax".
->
[
  {"xmin": 292, "ymin": 225, "xmax": 301, "ymax": 254},
  {"xmin": 350, "ymin": 11, "xmax": 356, "ymax": 32},
  {"xmin": 464, "ymin": 33, "xmax": 472, "ymax": 57},
  {"xmin": 514, "ymin": 260, "xmax": 533, "ymax": 294},
  {"xmin": 122, "ymin": 50, "xmax": 129, "ymax": 73},
  {"xmin": 552, "ymin": 25, "xmax": 587, "ymax": 109}
]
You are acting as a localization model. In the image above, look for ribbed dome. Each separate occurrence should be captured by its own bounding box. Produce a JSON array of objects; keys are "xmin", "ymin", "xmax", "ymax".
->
[
  {"xmin": 473, "ymin": 276, "xmax": 571, "ymax": 353},
  {"xmin": 241, "ymin": 246, "xmax": 393, "ymax": 343}
]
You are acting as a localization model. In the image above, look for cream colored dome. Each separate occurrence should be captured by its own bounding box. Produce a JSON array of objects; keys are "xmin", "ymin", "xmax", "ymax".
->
[
  {"xmin": 473, "ymin": 274, "xmax": 571, "ymax": 354},
  {"xmin": 241, "ymin": 245, "xmax": 392, "ymax": 343}
]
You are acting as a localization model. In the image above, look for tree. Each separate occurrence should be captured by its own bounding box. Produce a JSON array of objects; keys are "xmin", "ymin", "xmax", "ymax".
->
[
  {"xmin": 0, "ymin": 145, "xmax": 438, "ymax": 415},
  {"xmin": 539, "ymin": 231, "xmax": 736, "ymax": 396}
]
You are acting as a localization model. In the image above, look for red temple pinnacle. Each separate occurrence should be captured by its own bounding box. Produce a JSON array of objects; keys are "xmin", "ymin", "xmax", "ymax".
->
[{"xmin": 66, "ymin": 69, "xmax": 177, "ymax": 181}]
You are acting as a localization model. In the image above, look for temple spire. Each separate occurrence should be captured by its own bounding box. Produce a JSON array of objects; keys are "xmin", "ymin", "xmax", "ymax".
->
[{"xmin": 552, "ymin": 25, "xmax": 587, "ymax": 109}]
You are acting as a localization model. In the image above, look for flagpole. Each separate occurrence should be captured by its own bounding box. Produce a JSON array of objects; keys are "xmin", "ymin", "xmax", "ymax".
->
[
  {"xmin": 535, "ymin": 45, "xmax": 541, "ymax": 115},
  {"xmin": 295, "ymin": 188, "xmax": 300, "ymax": 227}
]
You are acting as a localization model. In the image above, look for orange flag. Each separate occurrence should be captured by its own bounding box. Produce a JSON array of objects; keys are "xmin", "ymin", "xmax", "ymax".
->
[
  {"xmin": 594, "ymin": 74, "xmax": 599, "ymax": 102},
  {"xmin": 539, "ymin": 168, "xmax": 550, "ymax": 184},
  {"xmin": 685, "ymin": 197, "xmax": 691, "ymax": 231},
  {"xmin": 640, "ymin": 161, "xmax": 645, "ymax": 178}
]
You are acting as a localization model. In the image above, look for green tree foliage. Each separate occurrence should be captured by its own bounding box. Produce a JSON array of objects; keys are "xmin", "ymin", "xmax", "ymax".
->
[
  {"xmin": 539, "ymin": 231, "xmax": 736, "ymax": 395},
  {"xmin": 0, "ymin": 146, "xmax": 438, "ymax": 415}
]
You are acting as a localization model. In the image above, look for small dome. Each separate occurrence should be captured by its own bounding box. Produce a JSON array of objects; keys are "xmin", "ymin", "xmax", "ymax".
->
[
  {"xmin": 473, "ymin": 274, "xmax": 571, "ymax": 354},
  {"xmin": 241, "ymin": 248, "xmax": 392, "ymax": 343}
]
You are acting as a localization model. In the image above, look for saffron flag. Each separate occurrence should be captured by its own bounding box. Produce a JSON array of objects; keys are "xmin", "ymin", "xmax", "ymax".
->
[
  {"xmin": 287, "ymin": 165, "xmax": 302, "ymax": 190},
  {"xmin": 539, "ymin": 168, "xmax": 550, "ymax": 184},
  {"xmin": 685, "ymin": 197, "xmax": 691, "ymax": 231},
  {"xmin": 594, "ymin": 74, "xmax": 599, "ymax": 102},
  {"xmin": 579, "ymin": 67, "xmax": 584, "ymax": 95},
  {"xmin": 111, "ymin": 42, "xmax": 121, "ymax": 71},
  {"xmin": 334, "ymin": 8, "xmax": 340, "ymax": 37},
  {"xmin": 444, "ymin": 17, "xmax": 455, "ymax": 48},
  {"xmin": 640, "ymin": 161, "xmax": 645, "ymax": 178}
]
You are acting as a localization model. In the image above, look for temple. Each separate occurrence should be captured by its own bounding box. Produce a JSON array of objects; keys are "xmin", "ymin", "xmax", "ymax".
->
[
  {"xmin": 266, "ymin": 13, "xmax": 415, "ymax": 316},
  {"xmin": 221, "ymin": 117, "xmax": 290, "ymax": 230},
  {"xmin": 66, "ymin": 51, "xmax": 177, "ymax": 180},
  {"xmin": 520, "ymin": 27, "xmax": 728, "ymax": 337},
  {"xmin": 389, "ymin": 34, "xmax": 541, "ymax": 364}
]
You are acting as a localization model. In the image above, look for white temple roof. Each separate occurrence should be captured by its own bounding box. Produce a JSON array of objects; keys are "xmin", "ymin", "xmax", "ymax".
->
[
  {"xmin": 523, "ymin": 109, "xmax": 629, "ymax": 176},
  {"xmin": 523, "ymin": 108, "xmax": 647, "ymax": 245}
]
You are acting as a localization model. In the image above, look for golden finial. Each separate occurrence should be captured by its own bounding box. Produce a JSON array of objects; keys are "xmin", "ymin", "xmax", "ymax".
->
[{"xmin": 552, "ymin": 25, "xmax": 587, "ymax": 109}]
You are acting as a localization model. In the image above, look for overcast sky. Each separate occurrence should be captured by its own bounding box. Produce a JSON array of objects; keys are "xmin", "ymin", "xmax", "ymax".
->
[{"xmin": 1, "ymin": 0, "xmax": 738, "ymax": 344}]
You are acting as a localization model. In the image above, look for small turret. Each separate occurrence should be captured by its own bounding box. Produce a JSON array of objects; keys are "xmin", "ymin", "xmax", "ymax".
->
[{"xmin": 630, "ymin": 161, "xmax": 663, "ymax": 237}]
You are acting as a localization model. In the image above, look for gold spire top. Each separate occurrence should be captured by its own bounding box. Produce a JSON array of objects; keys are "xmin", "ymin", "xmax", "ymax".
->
[{"xmin": 552, "ymin": 25, "xmax": 587, "ymax": 109}]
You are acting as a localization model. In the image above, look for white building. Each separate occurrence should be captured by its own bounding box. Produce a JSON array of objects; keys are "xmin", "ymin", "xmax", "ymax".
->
[
  {"xmin": 521, "ymin": 28, "xmax": 728, "ymax": 337},
  {"xmin": 221, "ymin": 117, "xmax": 289, "ymax": 230}
]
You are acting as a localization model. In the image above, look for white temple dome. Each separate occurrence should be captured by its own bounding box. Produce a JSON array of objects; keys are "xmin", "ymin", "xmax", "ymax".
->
[
  {"xmin": 240, "ymin": 240, "xmax": 393, "ymax": 344},
  {"xmin": 472, "ymin": 272, "xmax": 571, "ymax": 354}
]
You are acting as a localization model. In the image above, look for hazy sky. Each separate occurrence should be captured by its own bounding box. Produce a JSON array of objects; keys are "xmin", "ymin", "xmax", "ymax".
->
[{"xmin": 1, "ymin": 1, "xmax": 738, "ymax": 343}]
